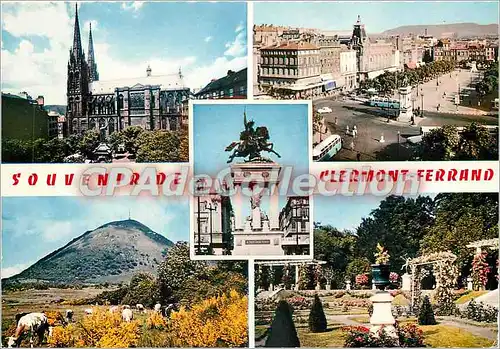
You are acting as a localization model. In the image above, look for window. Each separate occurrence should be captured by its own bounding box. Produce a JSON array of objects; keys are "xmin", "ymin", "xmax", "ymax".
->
[
  {"xmin": 229, "ymin": 88, "xmax": 234, "ymax": 97},
  {"xmin": 130, "ymin": 92, "xmax": 145, "ymax": 110},
  {"xmin": 239, "ymin": 86, "xmax": 246, "ymax": 96}
]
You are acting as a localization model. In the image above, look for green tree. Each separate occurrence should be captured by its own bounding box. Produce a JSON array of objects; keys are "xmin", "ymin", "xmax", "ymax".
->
[
  {"xmin": 345, "ymin": 257, "xmax": 372, "ymax": 281},
  {"xmin": 108, "ymin": 131, "xmax": 124, "ymax": 153},
  {"xmin": 265, "ymin": 300, "xmax": 300, "ymax": 347},
  {"xmin": 156, "ymin": 242, "xmax": 208, "ymax": 303},
  {"xmin": 78, "ymin": 129, "xmax": 100, "ymax": 159},
  {"xmin": 178, "ymin": 129, "xmax": 189, "ymax": 162},
  {"xmin": 418, "ymin": 295, "xmax": 437, "ymax": 325},
  {"xmin": 122, "ymin": 272, "xmax": 159, "ymax": 308},
  {"xmin": 135, "ymin": 130, "xmax": 184, "ymax": 162},
  {"xmin": 416, "ymin": 125, "xmax": 460, "ymax": 160},
  {"xmin": 421, "ymin": 193, "xmax": 498, "ymax": 275},
  {"xmin": 308, "ymin": 294, "xmax": 327, "ymax": 333},
  {"xmin": 456, "ymin": 122, "xmax": 498, "ymax": 160},
  {"xmin": 314, "ymin": 225, "xmax": 356, "ymax": 285},
  {"xmin": 121, "ymin": 125, "xmax": 145, "ymax": 154},
  {"xmin": 355, "ymin": 195, "xmax": 435, "ymax": 272}
]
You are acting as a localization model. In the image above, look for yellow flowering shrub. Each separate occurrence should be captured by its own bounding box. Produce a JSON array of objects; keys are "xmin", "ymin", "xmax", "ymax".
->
[
  {"xmin": 168, "ymin": 290, "xmax": 248, "ymax": 347},
  {"xmin": 146, "ymin": 311, "xmax": 167, "ymax": 330},
  {"xmin": 47, "ymin": 308, "xmax": 140, "ymax": 348},
  {"xmin": 47, "ymin": 325, "xmax": 84, "ymax": 348}
]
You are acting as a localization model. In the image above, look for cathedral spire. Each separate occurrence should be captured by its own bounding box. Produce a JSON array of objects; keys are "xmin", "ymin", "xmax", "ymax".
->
[
  {"xmin": 72, "ymin": 3, "xmax": 83, "ymax": 60},
  {"xmin": 88, "ymin": 22, "xmax": 99, "ymax": 81}
]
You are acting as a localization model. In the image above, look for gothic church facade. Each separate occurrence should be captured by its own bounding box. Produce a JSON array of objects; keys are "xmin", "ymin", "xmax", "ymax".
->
[{"xmin": 66, "ymin": 5, "xmax": 190, "ymax": 137}]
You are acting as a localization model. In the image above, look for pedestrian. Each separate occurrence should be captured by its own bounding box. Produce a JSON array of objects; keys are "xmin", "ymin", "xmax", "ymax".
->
[
  {"xmin": 346, "ymin": 125, "xmax": 350, "ymax": 135},
  {"xmin": 335, "ymin": 116, "xmax": 338, "ymax": 125},
  {"xmin": 350, "ymin": 141, "xmax": 355, "ymax": 151},
  {"xmin": 356, "ymin": 152, "xmax": 361, "ymax": 161},
  {"xmin": 353, "ymin": 125, "xmax": 357, "ymax": 138}
]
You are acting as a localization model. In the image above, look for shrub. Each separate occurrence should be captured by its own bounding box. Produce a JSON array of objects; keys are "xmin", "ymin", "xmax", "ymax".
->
[
  {"xmin": 418, "ymin": 295, "xmax": 437, "ymax": 325},
  {"xmin": 308, "ymin": 295, "xmax": 327, "ymax": 333},
  {"xmin": 355, "ymin": 274, "xmax": 369, "ymax": 287},
  {"xmin": 146, "ymin": 311, "xmax": 167, "ymax": 330},
  {"xmin": 343, "ymin": 323, "xmax": 425, "ymax": 347},
  {"xmin": 168, "ymin": 289, "xmax": 248, "ymax": 347},
  {"xmin": 47, "ymin": 309, "xmax": 141, "ymax": 348},
  {"xmin": 286, "ymin": 296, "xmax": 312, "ymax": 311},
  {"xmin": 265, "ymin": 300, "xmax": 300, "ymax": 347},
  {"xmin": 462, "ymin": 299, "xmax": 498, "ymax": 323},
  {"xmin": 396, "ymin": 322, "xmax": 425, "ymax": 347}
]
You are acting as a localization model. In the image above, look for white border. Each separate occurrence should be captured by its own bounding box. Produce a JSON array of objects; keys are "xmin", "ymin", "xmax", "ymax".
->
[
  {"xmin": 247, "ymin": 1, "xmax": 254, "ymax": 100},
  {"xmin": 188, "ymin": 99, "xmax": 314, "ymax": 261}
]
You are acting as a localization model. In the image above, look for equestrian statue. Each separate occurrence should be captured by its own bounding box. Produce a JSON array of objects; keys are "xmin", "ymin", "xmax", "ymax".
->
[{"xmin": 225, "ymin": 111, "xmax": 281, "ymax": 163}]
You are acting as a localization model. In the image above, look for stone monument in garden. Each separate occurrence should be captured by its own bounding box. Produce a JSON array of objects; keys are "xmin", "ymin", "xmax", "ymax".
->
[
  {"xmin": 225, "ymin": 112, "xmax": 284, "ymax": 256},
  {"xmin": 370, "ymin": 244, "xmax": 399, "ymax": 344}
]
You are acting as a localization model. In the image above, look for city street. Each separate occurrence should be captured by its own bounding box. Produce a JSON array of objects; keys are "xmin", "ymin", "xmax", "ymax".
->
[{"xmin": 313, "ymin": 72, "xmax": 498, "ymax": 161}]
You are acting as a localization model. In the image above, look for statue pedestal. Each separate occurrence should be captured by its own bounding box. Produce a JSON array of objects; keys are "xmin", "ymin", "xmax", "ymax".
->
[
  {"xmin": 231, "ymin": 162, "xmax": 285, "ymax": 256},
  {"xmin": 398, "ymin": 86, "xmax": 413, "ymax": 122},
  {"xmin": 370, "ymin": 291, "xmax": 399, "ymax": 344},
  {"xmin": 402, "ymin": 273, "xmax": 411, "ymax": 291}
]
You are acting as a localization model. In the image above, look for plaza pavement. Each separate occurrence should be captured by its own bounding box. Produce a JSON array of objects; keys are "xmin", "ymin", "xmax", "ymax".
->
[{"xmin": 313, "ymin": 98, "xmax": 497, "ymax": 161}]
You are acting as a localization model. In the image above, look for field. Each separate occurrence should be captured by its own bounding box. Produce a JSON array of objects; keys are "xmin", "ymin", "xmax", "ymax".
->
[{"xmin": 2, "ymin": 287, "xmax": 248, "ymax": 348}]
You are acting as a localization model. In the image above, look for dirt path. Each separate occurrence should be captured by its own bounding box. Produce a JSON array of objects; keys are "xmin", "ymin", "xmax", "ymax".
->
[{"xmin": 437, "ymin": 317, "xmax": 498, "ymax": 341}]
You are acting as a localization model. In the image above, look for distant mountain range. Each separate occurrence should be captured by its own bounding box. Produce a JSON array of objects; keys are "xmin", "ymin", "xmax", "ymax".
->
[
  {"xmin": 3, "ymin": 219, "xmax": 174, "ymax": 285},
  {"xmin": 380, "ymin": 23, "xmax": 498, "ymax": 38},
  {"xmin": 44, "ymin": 105, "xmax": 66, "ymax": 115}
]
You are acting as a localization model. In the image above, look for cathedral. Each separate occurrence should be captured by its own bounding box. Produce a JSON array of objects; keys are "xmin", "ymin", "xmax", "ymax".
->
[{"xmin": 66, "ymin": 5, "xmax": 191, "ymax": 137}]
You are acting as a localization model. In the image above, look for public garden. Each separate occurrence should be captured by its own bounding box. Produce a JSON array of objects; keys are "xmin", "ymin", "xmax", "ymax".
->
[{"xmin": 255, "ymin": 193, "xmax": 499, "ymax": 347}]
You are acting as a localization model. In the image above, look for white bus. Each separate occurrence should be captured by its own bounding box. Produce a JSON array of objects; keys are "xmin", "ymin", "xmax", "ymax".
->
[{"xmin": 313, "ymin": 134, "xmax": 342, "ymax": 162}]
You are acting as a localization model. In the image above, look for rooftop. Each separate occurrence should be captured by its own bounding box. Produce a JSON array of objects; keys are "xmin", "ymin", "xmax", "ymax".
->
[
  {"xmin": 90, "ymin": 69, "xmax": 189, "ymax": 94},
  {"xmin": 194, "ymin": 68, "xmax": 247, "ymax": 96},
  {"xmin": 262, "ymin": 41, "xmax": 319, "ymax": 51}
]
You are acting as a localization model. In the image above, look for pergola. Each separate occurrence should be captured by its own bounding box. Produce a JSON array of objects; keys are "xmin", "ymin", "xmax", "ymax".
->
[
  {"xmin": 407, "ymin": 251, "xmax": 458, "ymax": 314},
  {"xmin": 255, "ymin": 260, "xmax": 327, "ymax": 291},
  {"xmin": 466, "ymin": 238, "xmax": 499, "ymax": 254}
]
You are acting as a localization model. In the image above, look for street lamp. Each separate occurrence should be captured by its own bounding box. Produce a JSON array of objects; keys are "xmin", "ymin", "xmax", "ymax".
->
[
  {"xmin": 195, "ymin": 179, "xmax": 206, "ymax": 255},
  {"xmin": 420, "ymin": 93, "xmax": 424, "ymax": 118},
  {"xmin": 204, "ymin": 201, "xmax": 218, "ymax": 255}
]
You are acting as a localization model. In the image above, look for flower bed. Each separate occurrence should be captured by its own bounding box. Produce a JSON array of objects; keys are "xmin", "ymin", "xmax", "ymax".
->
[{"xmin": 343, "ymin": 322, "xmax": 425, "ymax": 347}]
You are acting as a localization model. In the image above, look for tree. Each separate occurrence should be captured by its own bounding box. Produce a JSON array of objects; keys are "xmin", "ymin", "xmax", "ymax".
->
[
  {"xmin": 418, "ymin": 295, "xmax": 437, "ymax": 325},
  {"xmin": 156, "ymin": 242, "xmax": 208, "ymax": 303},
  {"xmin": 79, "ymin": 129, "xmax": 100, "ymax": 159},
  {"xmin": 178, "ymin": 130, "xmax": 189, "ymax": 162},
  {"xmin": 121, "ymin": 126, "xmax": 145, "ymax": 155},
  {"xmin": 135, "ymin": 130, "xmax": 184, "ymax": 162},
  {"xmin": 122, "ymin": 272, "xmax": 159, "ymax": 308},
  {"xmin": 308, "ymin": 294, "xmax": 327, "ymax": 333},
  {"xmin": 265, "ymin": 300, "xmax": 300, "ymax": 347},
  {"xmin": 456, "ymin": 123, "xmax": 498, "ymax": 160},
  {"xmin": 314, "ymin": 226, "xmax": 356, "ymax": 272},
  {"xmin": 420, "ymin": 193, "xmax": 498, "ymax": 277},
  {"xmin": 416, "ymin": 125, "xmax": 460, "ymax": 160},
  {"xmin": 355, "ymin": 195, "xmax": 435, "ymax": 272}
]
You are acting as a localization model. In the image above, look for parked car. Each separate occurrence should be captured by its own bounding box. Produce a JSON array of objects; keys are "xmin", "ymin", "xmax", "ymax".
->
[{"xmin": 317, "ymin": 107, "xmax": 332, "ymax": 114}]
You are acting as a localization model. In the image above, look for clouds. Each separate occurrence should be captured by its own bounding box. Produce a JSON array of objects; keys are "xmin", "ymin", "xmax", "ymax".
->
[
  {"xmin": 121, "ymin": 2, "xmax": 144, "ymax": 12},
  {"xmin": 1, "ymin": 2, "xmax": 247, "ymax": 103},
  {"xmin": 2, "ymin": 263, "xmax": 33, "ymax": 278},
  {"xmin": 224, "ymin": 22, "xmax": 246, "ymax": 57}
]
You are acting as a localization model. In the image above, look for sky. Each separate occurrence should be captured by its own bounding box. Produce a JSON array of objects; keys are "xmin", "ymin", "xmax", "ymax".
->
[
  {"xmin": 1, "ymin": 196, "xmax": 189, "ymax": 278},
  {"xmin": 1, "ymin": 1, "xmax": 247, "ymax": 104},
  {"xmin": 313, "ymin": 193, "xmax": 438, "ymax": 232},
  {"xmin": 255, "ymin": 1, "xmax": 499, "ymax": 33},
  {"xmin": 193, "ymin": 103, "xmax": 309, "ymax": 217}
]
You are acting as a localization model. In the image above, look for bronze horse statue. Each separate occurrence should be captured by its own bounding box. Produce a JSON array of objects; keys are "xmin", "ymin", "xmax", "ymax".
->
[{"xmin": 225, "ymin": 112, "xmax": 281, "ymax": 163}]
